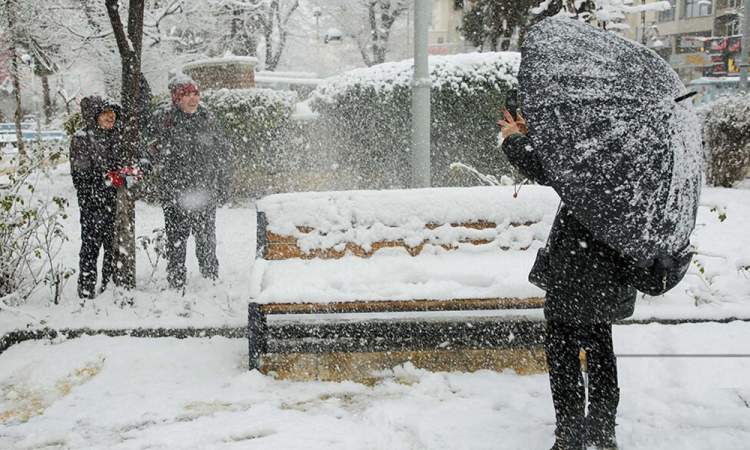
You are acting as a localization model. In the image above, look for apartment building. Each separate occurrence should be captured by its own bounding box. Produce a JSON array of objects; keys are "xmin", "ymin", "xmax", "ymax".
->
[
  {"xmin": 624, "ymin": 0, "xmax": 744, "ymax": 82},
  {"xmin": 428, "ymin": 0, "xmax": 467, "ymax": 54}
]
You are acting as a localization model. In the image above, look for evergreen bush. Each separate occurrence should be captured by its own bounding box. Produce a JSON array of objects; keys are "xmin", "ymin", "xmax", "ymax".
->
[
  {"xmin": 201, "ymin": 88, "xmax": 297, "ymax": 198},
  {"xmin": 703, "ymin": 94, "xmax": 750, "ymax": 187},
  {"xmin": 310, "ymin": 52, "xmax": 521, "ymax": 188}
]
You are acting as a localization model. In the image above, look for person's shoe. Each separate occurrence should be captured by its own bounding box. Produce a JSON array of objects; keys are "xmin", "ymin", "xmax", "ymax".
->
[
  {"xmin": 77, "ymin": 285, "xmax": 96, "ymax": 300},
  {"xmin": 585, "ymin": 416, "xmax": 617, "ymax": 450},
  {"xmin": 586, "ymin": 435, "xmax": 618, "ymax": 449},
  {"xmin": 550, "ymin": 440, "xmax": 584, "ymax": 450},
  {"xmin": 586, "ymin": 433, "xmax": 617, "ymax": 449},
  {"xmin": 587, "ymin": 442, "xmax": 618, "ymax": 450}
]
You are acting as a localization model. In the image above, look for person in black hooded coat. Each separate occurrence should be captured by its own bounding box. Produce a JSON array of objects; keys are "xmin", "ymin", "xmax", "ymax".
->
[
  {"xmin": 70, "ymin": 96, "xmax": 124, "ymax": 299},
  {"xmin": 499, "ymin": 110, "xmax": 691, "ymax": 450}
]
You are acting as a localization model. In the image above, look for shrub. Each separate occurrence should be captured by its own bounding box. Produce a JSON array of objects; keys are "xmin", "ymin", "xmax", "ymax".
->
[
  {"xmin": 201, "ymin": 88, "xmax": 298, "ymax": 198},
  {"xmin": 310, "ymin": 52, "xmax": 521, "ymax": 188},
  {"xmin": 703, "ymin": 94, "xmax": 750, "ymax": 187},
  {"xmin": 0, "ymin": 146, "xmax": 73, "ymax": 305}
]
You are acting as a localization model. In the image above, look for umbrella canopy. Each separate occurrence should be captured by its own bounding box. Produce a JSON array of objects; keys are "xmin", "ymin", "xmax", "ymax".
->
[{"xmin": 518, "ymin": 17, "xmax": 702, "ymax": 265}]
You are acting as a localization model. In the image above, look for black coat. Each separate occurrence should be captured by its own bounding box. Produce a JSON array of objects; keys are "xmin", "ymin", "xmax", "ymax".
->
[
  {"xmin": 148, "ymin": 104, "xmax": 231, "ymax": 208},
  {"xmin": 503, "ymin": 133, "xmax": 690, "ymax": 324},
  {"xmin": 69, "ymin": 96, "xmax": 122, "ymax": 210}
]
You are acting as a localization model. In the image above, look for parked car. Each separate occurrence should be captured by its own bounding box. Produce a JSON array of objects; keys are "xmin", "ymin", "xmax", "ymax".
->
[{"xmin": 324, "ymin": 28, "xmax": 343, "ymax": 44}]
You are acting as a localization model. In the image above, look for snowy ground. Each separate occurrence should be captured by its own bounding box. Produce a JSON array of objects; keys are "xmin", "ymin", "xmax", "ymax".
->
[
  {"xmin": 1, "ymin": 322, "xmax": 750, "ymax": 449},
  {"xmin": 1, "ymin": 165, "xmax": 750, "ymax": 449}
]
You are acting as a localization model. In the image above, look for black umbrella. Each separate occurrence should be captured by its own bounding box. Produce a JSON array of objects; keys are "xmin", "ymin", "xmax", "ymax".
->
[{"xmin": 518, "ymin": 17, "xmax": 702, "ymax": 265}]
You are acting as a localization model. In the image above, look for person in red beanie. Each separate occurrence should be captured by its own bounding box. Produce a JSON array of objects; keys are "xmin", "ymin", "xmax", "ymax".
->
[{"xmin": 147, "ymin": 74, "xmax": 231, "ymax": 289}]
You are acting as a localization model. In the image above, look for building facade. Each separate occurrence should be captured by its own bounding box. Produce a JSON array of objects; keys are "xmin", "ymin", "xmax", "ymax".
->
[
  {"xmin": 624, "ymin": 0, "xmax": 744, "ymax": 82},
  {"xmin": 428, "ymin": 0, "xmax": 468, "ymax": 55}
]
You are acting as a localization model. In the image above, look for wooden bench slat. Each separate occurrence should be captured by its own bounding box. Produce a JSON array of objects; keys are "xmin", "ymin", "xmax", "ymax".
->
[{"xmin": 260, "ymin": 297, "xmax": 545, "ymax": 315}]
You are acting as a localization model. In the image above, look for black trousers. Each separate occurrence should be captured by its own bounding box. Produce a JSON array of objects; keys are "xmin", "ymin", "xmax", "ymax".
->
[
  {"xmin": 78, "ymin": 198, "xmax": 115, "ymax": 299},
  {"xmin": 163, "ymin": 203, "xmax": 219, "ymax": 288},
  {"xmin": 545, "ymin": 320, "xmax": 619, "ymax": 448}
]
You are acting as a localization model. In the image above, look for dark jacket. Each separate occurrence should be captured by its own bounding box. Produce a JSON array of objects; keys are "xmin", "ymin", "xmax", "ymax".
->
[
  {"xmin": 502, "ymin": 133, "xmax": 690, "ymax": 323},
  {"xmin": 69, "ymin": 96, "xmax": 123, "ymax": 209},
  {"xmin": 148, "ymin": 104, "xmax": 231, "ymax": 207}
]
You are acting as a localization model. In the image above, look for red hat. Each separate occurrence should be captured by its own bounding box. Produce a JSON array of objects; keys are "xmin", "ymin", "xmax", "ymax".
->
[{"xmin": 171, "ymin": 81, "xmax": 199, "ymax": 105}]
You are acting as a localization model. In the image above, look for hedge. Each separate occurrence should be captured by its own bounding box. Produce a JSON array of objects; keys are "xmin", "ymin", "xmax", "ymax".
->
[
  {"xmin": 703, "ymin": 94, "xmax": 750, "ymax": 187},
  {"xmin": 309, "ymin": 52, "xmax": 521, "ymax": 189}
]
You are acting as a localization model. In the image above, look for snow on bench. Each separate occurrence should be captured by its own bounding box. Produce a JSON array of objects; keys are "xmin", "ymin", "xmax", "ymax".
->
[{"xmin": 248, "ymin": 186, "xmax": 560, "ymax": 378}]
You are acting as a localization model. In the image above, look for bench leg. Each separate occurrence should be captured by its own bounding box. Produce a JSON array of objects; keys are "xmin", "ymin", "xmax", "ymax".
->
[{"xmin": 248, "ymin": 302, "xmax": 267, "ymax": 371}]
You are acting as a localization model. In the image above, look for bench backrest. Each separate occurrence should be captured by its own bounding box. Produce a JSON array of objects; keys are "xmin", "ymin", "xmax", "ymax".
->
[
  {"xmin": 256, "ymin": 186, "xmax": 557, "ymax": 260},
  {"xmin": 253, "ymin": 186, "xmax": 559, "ymax": 314}
]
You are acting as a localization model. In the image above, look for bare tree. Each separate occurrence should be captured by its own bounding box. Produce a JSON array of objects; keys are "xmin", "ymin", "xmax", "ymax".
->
[
  {"xmin": 259, "ymin": 0, "xmax": 299, "ymax": 71},
  {"xmin": 105, "ymin": 0, "xmax": 145, "ymax": 290},
  {"xmin": 328, "ymin": 0, "xmax": 408, "ymax": 67},
  {"xmin": 4, "ymin": 0, "xmax": 26, "ymax": 160},
  {"xmin": 27, "ymin": 37, "xmax": 58, "ymax": 125}
]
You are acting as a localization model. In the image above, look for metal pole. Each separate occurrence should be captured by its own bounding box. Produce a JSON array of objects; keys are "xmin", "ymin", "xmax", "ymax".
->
[
  {"xmin": 247, "ymin": 302, "xmax": 266, "ymax": 371},
  {"xmin": 741, "ymin": 4, "xmax": 749, "ymax": 91},
  {"xmin": 641, "ymin": 0, "xmax": 647, "ymax": 45},
  {"xmin": 411, "ymin": 0, "xmax": 431, "ymax": 188}
]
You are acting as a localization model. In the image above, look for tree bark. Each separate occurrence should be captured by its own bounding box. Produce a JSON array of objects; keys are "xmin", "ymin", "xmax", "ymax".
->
[
  {"xmin": 105, "ymin": 0, "xmax": 145, "ymax": 290},
  {"xmin": 263, "ymin": 0, "xmax": 298, "ymax": 71},
  {"xmin": 6, "ymin": 0, "xmax": 26, "ymax": 162},
  {"xmin": 41, "ymin": 74, "xmax": 52, "ymax": 126}
]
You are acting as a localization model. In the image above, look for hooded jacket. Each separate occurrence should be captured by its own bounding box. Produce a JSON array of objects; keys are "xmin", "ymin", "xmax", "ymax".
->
[{"xmin": 69, "ymin": 96, "xmax": 123, "ymax": 208}]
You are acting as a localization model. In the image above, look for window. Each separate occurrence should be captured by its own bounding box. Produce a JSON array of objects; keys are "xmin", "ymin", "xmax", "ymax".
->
[
  {"xmin": 717, "ymin": 0, "xmax": 742, "ymax": 8},
  {"xmin": 684, "ymin": 0, "xmax": 713, "ymax": 18},
  {"xmin": 658, "ymin": 0, "xmax": 676, "ymax": 22},
  {"xmin": 726, "ymin": 19, "xmax": 741, "ymax": 35}
]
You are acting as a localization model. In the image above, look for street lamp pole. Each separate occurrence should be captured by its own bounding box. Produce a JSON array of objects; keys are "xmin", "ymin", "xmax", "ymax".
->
[
  {"xmin": 411, "ymin": 0, "xmax": 431, "ymax": 188},
  {"xmin": 741, "ymin": 3, "xmax": 749, "ymax": 91}
]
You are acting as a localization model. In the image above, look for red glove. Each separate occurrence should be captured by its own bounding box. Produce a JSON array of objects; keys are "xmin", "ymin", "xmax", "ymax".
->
[
  {"xmin": 105, "ymin": 170, "xmax": 125, "ymax": 188},
  {"xmin": 120, "ymin": 166, "xmax": 144, "ymax": 188}
]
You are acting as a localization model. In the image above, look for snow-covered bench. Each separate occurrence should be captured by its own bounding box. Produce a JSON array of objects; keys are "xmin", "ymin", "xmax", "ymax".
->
[{"xmin": 249, "ymin": 186, "xmax": 559, "ymax": 380}]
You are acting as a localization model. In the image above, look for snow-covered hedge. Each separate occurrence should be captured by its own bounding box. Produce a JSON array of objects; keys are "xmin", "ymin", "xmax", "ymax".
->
[
  {"xmin": 201, "ymin": 88, "xmax": 298, "ymax": 198},
  {"xmin": 703, "ymin": 94, "xmax": 750, "ymax": 187},
  {"xmin": 310, "ymin": 52, "xmax": 521, "ymax": 188}
]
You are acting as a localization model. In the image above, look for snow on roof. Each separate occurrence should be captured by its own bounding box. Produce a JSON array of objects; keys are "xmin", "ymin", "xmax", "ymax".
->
[
  {"xmin": 311, "ymin": 52, "xmax": 520, "ymax": 104},
  {"xmin": 253, "ymin": 186, "xmax": 559, "ymax": 304},
  {"xmin": 257, "ymin": 70, "xmax": 319, "ymax": 79},
  {"xmin": 255, "ymin": 75, "xmax": 322, "ymax": 86}
]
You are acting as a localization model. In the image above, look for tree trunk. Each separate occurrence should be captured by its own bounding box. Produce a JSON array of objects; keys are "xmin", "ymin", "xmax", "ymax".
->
[
  {"xmin": 6, "ymin": 0, "xmax": 25, "ymax": 161},
  {"xmin": 106, "ymin": 0, "xmax": 145, "ymax": 290},
  {"xmin": 41, "ymin": 74, "xmax": 52, "ymax": 126}
]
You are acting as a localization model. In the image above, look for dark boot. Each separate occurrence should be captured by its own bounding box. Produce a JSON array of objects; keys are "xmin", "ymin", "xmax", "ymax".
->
[
  {"xmin": 164, "ymin": 203, "xmax": 190, "ymax": 289},
  {"xmin": 193, "ymin": 206, "xmax": 219, "ymax": 280},
  {"xmin": 77, "ymin": 280, "xmax": 96, "ymax": 299},
  {"xmin": 585, "ymin": 324, "xmax": 619, "ymax": 450},
  {"xmin": 549, "ymin": 440, "xmax": 584, "ymax": 450},
  {"xmin": 546, "ymin": 321, "xmax": 586, "ymax": 450}
]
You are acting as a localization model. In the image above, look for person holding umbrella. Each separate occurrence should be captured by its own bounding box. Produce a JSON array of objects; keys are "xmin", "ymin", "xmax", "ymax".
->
[{"xmin": 498, "ymin": 17, "xmax": 701, "ymax": 450}]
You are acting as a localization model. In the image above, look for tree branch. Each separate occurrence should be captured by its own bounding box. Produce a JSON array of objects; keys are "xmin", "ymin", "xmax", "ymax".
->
[{"xmin": 105, "ymin": 0, "xmax": 134, "ymax": 58}]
